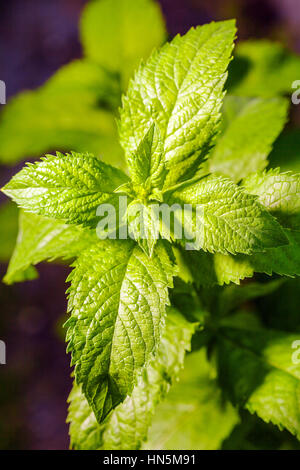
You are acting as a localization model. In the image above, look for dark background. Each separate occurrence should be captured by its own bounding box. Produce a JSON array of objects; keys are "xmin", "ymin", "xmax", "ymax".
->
[{"xmin": 0, "ymin": 0, "xmax": 300, "ymax": 450}]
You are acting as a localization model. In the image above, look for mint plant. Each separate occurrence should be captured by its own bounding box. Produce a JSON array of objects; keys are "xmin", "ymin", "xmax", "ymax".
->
[
  {"xmin": 0, "ymin": 0, "xmax": 166, "ymax": 264},
  {"xmin": 2, "ymin": 15, "xmax": 300, "ymax": 450},
  {"xmin": 1, "ymin": 0, "xmax": 300, "ymax": 266}
]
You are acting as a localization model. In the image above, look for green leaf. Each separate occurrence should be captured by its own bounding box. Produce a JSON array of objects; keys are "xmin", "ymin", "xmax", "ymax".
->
[
  {"xmin": 184, "ymin": 228, "xmax": 300, "ymax": 287},
  {"xmin": 198, "ymin": 166, "xmax": 300, "ymax": 283},
  {"xmin": 208, "ymin": 252, "xmax": 254, "ymax": 285},
  {"xmin": 222, "ymin": 408, "xmax": 300, "ymax": 450},
  {"xmin": 80, "ymin": 0, "xmax": 166, "ymax": 88},
  {"xmin": 68, "ymin": 308, "xmax": 196, "ymax": 450},
  {"xmin": 241, "ymin": 229, "xmax": 300, "ymax": 277},
  {"xmin": 227, "ymin": 40, "xmax": 300, "ymax": 97},
  {"xmin": 181, "ymin": 250, "xmax": 254, "ymax": 287},
  {"xmin": 194, "ymin": 170, "xmax": 300, "ymax": 282},
  {"xmin": 143, "ymin": 349, "xmax": 239, "ymax": 450},
  {"xmin": 126, "ymin": 202, "xmax": 159, "ymax": 257},
  {"xmin": 44, "ymin": 59, "xmax": 121, "ymax": 107},
  {"xmin": 217, "ymin": 326, "xmax": 300, "ymax": 439},
  {"xmin": 66, "ymin": 240, "xmax": 175, "ymax": 423},
  {"xmin": 126, "ymin": 123, "xmax": 165, "ymax": 190},
  {"xmin": 3, "ymin": 211, "xmax": 97, "ymax": 285},
  {"xmin": 165, "ymin": 175, "xmax": 287, "ymax": 254},
  {"xmin": 243, "ymin": 169, "xmax": 300, "ymax": 230},
  {"xmin": 120, "ymin": 20, "xmax": 236, "ymax": 188},
  {"xmin": 2, "ymin": 152, "xmax": 128, "ymax": 227},
  {"xmin": 0, "ymin": 60, "xmax": 124, "ymax": 167},
  {"xmin": 0, "ymin": 201, "xmax": 18, "ymax": 262},
  {"xmin": 208, "ymin": 96, "xmax": 288, "ymax": 182}
]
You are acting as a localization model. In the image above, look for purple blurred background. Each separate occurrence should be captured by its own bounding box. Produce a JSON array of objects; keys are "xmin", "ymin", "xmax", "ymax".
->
[{"xmin": 0, "ymin": 0, "xmax": 300, "ymax": 450}]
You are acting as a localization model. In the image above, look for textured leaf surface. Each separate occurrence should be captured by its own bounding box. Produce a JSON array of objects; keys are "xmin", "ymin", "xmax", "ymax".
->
[
  {"xmin": 243, "ymin": 169, "xmax": 300, "ymax": 230},
  {"xmin": 184, "ymin": 229, "xmax": 300, "ymax": 287},
  {"xmin": 208, "ymin": 96, "xmax": 288, "ymax": 181},
  {"xmin": 68, "ymin": 308, "xmax": 196, "ymax": 450},
  {"xmin": 120, "ymin": 20, "xmax": 236, "ymax": 188},
  {"xmin": 222, "ymin": 411, "xmax": 300, "ymax": 450},
  {"xmin": 242, "ymin": 229, "xmax": 300, "ymax": 277},
  {"xmin": 3, "ymin": 211, "xmax": 97, "ymax": 285},
  {"xmin": 217, "ymin": 326, "xmax": 300, "ymax": 439},
  {"xmin": 66, "ymin": 240, "xmax": 174, "ymax": 422},
  {"xmin": 126, "ymin": 202, "xmax": 159, "ymax": 257},
  {"xmin": 181, "ymin": 250, "xmax": 254, "ymax": 287},
  {"xmin": 81, "ymin": 0, "xmax": 166, "ymax": 88},
  {"xmin": 165, "ymin": 175, "xmax": 287, "ymax": 254},
  {"xmin": 144, "ymin": 349, "xmax": 239, "ymax": 450},
  {"xmin": 0, "ymin": 60, "xmax": 123, "ymax": 166},
  {"xmin": 2, "ymin": 152, "xmax": 128, "ymax": 227},
  {"xmin": 228, "ymin": 40, "xmax": 300, "ymax": 97},
  {"xmin": 126, "ymin": 124, "xmax": 165, "ymax": 190}
]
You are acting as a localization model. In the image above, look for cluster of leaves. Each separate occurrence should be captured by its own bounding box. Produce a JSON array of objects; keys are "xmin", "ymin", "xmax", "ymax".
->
[
  {"xmin": 2, "ymin": 0, "xmax": 300, "ymax": 450},
  {"xmin": 0, "ymin": 0, "xmax": 166, "ymax": 260}
]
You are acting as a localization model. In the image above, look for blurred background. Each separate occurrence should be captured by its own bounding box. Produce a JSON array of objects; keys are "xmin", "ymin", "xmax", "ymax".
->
[{"xmin": 0, "ymin": 0, "xmax": 300, "ymax": 450}]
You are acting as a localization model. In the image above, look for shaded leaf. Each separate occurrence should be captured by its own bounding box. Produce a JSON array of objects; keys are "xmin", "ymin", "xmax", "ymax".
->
[{"xmin": 66, "ymin": 240, "xmax": 175, "ymax": 422}]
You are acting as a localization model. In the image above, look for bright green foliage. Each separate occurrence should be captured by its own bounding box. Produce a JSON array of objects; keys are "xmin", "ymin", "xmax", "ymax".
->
[
  {"xmin": 68, "ymin": 308, "xmax": 196, "ymax": 450},
  {"xmin": 217, "ymin": 326, "xmax": 300, "ymax": 439},
  {"xmin": 183, "ymin": 229, "xmax": 300, "ymax": 288},
  {"xmin": 0, "ymin": 60, "xmax": 123, "ymax": 167},
  {"xmin": 120, "ymin": 20, "xmax": 236, "ymax": 188},
  {"xmin": 228, "ymin": 40, "xmax": 300, "ymax": 97},
  {"xmin": 0, "ymin": 202, "xmax": 18, "ymax": 262},
  {"xmin": 144, "ymin": 349, "xmax": 239, "ymax": 450},
  {"xmin": 241, "ymin": 229, "xmax": 300, "ymax": 277},
  {"xmin": 81, "ymin": 0, "xmax": 166, "ymax": 89},
  {"xmin": 166, "ymin": 175, "xmax": 287, "ymax": 254},
  {"xmin": 180, "ymin": 166, "xmax": 300, "ymax": 286},
  {"xmin": 126, "ymin": 202, "xmax": 159, "ymax": 257},
  {"xmin": 3, "ymin": 211, "xmax": 97, "ymax": 285},
  {"xmin": 208, "ymin": 96, "xmax": 288, "ymax": 181},
  {"xmin": 243, "ymin": 169, "xmax": 300, "ymax": 230},
  {"xmin": 2, "ymin": 16, "xmax": 300, "ymax": 451},
  {"xmin": 2, "ymin": 152, "xmax": 128, "ymax": 227},
  {"xmin": 44, "ymin": 59, "xmax": 120, "ymax": 106},
  {"xmin": 126, "ymin": 123, "xmax": 165, "ymax": 190},
  {"xmin": 181, "ymin": 249, "xmax": 253, "ymax": 287},
  {"xmin": 0, "ymin": 0, "xmax": 165, "ymax": 166},
  {"xmin": 66, "ymin": 240, "xmax": 174, "ymax": 422}
]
